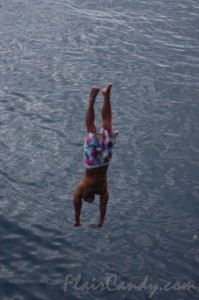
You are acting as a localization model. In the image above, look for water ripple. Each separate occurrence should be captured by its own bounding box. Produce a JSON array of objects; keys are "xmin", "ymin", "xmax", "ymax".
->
[{"xmin": 1, "ymin": 0, "xmax": 199, "ymax": 299}]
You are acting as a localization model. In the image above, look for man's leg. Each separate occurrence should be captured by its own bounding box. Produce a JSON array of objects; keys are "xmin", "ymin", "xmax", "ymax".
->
[
  {"xmin": 101, "ymin": 83, "xmax": 112, "ymax": 136},
  {"xmin": 86, "ymin": 86, "xmax": 100, "ymax": 133}
]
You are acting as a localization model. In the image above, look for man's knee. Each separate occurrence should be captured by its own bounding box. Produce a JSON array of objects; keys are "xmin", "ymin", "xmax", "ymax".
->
[
  {"xmin": 86, "ymin": 124, "xmax": 97, "ymax": 134},
  {"xmin": 102, "ymin": 121, "xmax": 112, "ymax": 134}
]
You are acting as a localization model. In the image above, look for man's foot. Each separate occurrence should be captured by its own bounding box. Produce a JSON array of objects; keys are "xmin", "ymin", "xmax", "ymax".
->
[
  {"xmin": 101, "ymin": 83, "xmax": 112, "ymax": 96},
  {"xmin": 89, "ymin": 86, "xmax": 100, "ymax": 101}
]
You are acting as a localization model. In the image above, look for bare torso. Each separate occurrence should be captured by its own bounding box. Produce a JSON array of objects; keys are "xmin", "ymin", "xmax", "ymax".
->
[{"xmin": 77, "ymin": 165, "xmax": 109, "ymax": 201}]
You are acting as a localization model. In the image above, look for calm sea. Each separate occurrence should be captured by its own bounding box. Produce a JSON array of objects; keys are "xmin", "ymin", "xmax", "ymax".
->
[{"xmin": 0, "ymin": 0, "xmax": 199, "ymax": 299}]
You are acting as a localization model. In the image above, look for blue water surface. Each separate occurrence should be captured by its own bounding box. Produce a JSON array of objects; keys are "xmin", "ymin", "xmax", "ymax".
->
[{"xmin": 0, "ymin": 0, "xmax": 199, "ymax": 299}]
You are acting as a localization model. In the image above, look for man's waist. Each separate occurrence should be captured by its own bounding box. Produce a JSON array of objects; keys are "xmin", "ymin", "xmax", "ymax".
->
[{"xmin": 84, "ymin": 165, "xmax": 108, "ymax": 177}]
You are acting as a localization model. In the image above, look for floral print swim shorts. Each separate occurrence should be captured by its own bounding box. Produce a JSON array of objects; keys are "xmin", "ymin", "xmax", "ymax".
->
[{"xmin": 84, "ymin": 128, "xmax": 118, "ymax": 169}]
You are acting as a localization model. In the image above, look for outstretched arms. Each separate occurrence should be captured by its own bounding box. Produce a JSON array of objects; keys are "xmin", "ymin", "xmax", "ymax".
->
[
  {"xmin": 73, "ymin": 189, "xmax": 82, "ymax": 227},
  {"xmin": 73, "ymin": 180, "xmax": 109, "ymax": 227},
  {"xmin": 97, "ymin": 190, "xmax": 109, "ymax": 227}
]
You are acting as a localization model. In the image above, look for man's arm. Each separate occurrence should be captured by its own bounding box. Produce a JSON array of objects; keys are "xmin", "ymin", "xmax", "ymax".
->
[
  {"xmin": 97, "ymin": 190, "xmax": 109, "ymax": 227},
  {"xmin": 73, "ymin": 188, "xmax": 83, "ymax": 227}
]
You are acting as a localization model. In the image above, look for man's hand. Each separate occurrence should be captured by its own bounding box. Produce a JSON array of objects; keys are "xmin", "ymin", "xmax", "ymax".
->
[
  {"xmin": 74, "ymin": 221, "xmax": 81, "ymax": 227},
  {"xmin": 96, "ymin": 220, "xmax": 104, "ymax": 227}
]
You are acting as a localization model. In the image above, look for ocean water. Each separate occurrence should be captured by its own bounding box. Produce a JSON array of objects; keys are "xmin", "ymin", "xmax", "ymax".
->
[{"xmin": 0, "ymin": 0, "xmax": 199, "ymax": 299}]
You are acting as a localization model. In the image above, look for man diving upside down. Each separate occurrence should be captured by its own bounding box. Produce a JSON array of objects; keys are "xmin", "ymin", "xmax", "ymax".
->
[{"xmin": 73, "ymin": 83, "xmax": 118, "ymax": 227}]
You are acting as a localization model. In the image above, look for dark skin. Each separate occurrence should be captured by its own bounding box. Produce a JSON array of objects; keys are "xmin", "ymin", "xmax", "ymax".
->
[
  {"xmin": 73, "ymin": 165, "xmax": 109, "ymax": 227},
  {"xmin": 73, "ymin": 84, "xmax": 112, "ymax": 227}
]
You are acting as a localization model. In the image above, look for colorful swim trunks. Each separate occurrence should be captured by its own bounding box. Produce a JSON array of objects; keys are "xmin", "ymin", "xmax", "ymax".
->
[{"xmin": 84, "ymin": 128, "xmax": 118, "ymax": 169}]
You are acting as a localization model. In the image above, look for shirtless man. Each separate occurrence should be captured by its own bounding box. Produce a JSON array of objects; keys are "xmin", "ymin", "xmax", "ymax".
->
[{"xmin": 73, "ymin": 83, "xmax": 118, "ymax": 227}]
